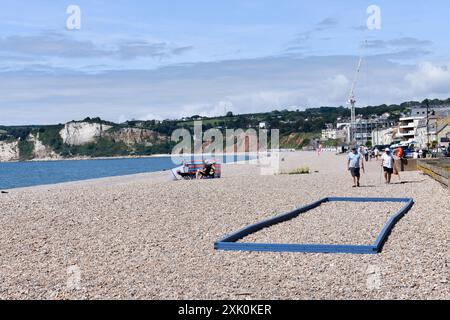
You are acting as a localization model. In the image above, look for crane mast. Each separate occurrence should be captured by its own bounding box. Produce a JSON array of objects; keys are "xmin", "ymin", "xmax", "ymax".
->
[{"xmin": 348, "ymin": 56, "xmax": 363, "ymax": 144}]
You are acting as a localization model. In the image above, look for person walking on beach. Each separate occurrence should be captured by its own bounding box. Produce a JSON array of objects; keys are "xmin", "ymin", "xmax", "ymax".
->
[
  {"xmin": 347, "ymin": 147, "xmax": 365, "ymax": 187},
  {"xmin": 363, "ymin": 146, "xmax": 369, "ymax": 162},
  {"xmin": 374, "ymin": 147, "xmax": 380, "ymax": 161},
  {"xmin": 393, "ymin": 147, "xmax": 403, "ymax": 182},
  {"xmin": 395, "ymin": 146, "xmax": 404, "ymax": 159},
  {"xmin": 317, "ymin": 144, "xmax": 323, "ymax": 156},
  {"xmin": 381, "ymin": 148, "xmax": 395, "ymax": 184}
]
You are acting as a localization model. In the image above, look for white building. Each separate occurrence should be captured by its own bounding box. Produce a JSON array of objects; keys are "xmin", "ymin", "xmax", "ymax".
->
[
  {"xmin": 371, "ymin": 127, "xmax": 395, "ymax": 146},
  {"xmin": 396, "ymin": 116, "xmax": 424, "ymax": 144},
  {"xmin": 337, "ymin": 118, "xmax": 395, "ymax": 145},
  {"xmin": 321, "ymin": 128, "xmax": 347, "ymax": 141},
  {"xmin": 415, "ymin": 116, "xmax": 450, "ymax": 148},
  {"xmin": 411, "ymin": 105, "xmax": 450, "ymax": 117}
]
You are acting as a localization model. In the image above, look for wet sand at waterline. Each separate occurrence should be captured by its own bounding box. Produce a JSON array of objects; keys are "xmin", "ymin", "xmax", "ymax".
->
[{"xmin": 0, "ymin": 151, "xmax": 448, "ymax": 299}]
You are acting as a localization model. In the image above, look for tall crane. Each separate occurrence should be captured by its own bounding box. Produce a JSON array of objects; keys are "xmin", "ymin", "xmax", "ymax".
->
[{"xmin": 348, "ymin": 55, "xmax": 363, "ymax": 144}]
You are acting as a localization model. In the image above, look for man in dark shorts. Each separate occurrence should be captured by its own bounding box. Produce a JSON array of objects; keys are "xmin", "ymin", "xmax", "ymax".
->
[
  {"xmin": 347, "ymin": 147, "xmax": 365, "ymax": 187},
  {"xmin": 381, "ymin": 148, "xmax": 395, "ymax": 184}
]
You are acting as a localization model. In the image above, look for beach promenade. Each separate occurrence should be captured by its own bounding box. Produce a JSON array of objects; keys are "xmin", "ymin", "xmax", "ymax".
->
[{"xmin": 0, "ymin": 151, "xmax": 448, "ymax": 299}]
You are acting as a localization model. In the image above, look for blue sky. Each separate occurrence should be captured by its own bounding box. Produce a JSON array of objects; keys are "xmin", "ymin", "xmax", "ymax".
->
[{"xmin": 1, "ymin": 0, "xmax": 450, "ymax": 124}]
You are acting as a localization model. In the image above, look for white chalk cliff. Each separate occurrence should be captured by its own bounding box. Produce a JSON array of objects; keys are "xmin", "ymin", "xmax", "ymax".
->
[
  {"xmin": 29, "ymin": 134, "xmax": 60, "ymax": 160},
  {"xmin": 0, "ymin": 141, "xmax": 19, "ymax": 162},
  {"xmin": 0, "ymin": 120, "xmax": 170, "ymax": 161},
  {"xmin": 60, "ymin": 122, "xmax": 113, "ymax": 146}
]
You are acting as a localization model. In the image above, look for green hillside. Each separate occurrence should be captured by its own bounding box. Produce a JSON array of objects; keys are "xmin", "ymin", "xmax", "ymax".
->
[{"xmin": 1, "ymin": 97, "xmax": 448, "ymax": 160}]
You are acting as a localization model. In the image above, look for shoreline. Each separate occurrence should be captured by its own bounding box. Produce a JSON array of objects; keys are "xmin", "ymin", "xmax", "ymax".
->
[
  {"xmin": 1, "ymin": 154, "xmax": 174, "ymax": 164},
  {"xmin": 0, "ymin": 152, "xmax": 270, "ymax": 191},
  {"xmin": 0, "ymin": 151, "xmax": 272, "ymax": 164}
]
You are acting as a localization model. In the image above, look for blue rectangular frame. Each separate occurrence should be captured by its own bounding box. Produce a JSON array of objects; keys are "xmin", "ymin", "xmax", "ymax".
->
[{"xmin": 215, "ymin": 197, "xmax": 414, "ymax": 254}]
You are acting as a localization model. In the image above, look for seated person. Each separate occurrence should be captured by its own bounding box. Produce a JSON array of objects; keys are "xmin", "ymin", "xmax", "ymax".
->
[{"xmin": 196, "ymin": 160, "xmax": 216, "ymax": 179}]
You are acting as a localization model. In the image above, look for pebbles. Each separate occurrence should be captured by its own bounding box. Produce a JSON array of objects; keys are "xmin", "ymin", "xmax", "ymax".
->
[
  {"xmin": 0, "ymin": 152, "xmax": 448, "ymax": 300},
  {"xmin": 241, "ymin": 202, "xmax": 403, "ymax": 245}
]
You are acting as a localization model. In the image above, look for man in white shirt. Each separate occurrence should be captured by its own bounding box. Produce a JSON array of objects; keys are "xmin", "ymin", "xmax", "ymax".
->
[
  {"xmin": 347, "ymin": 147, "xmax": 365, "ymax": 187},
  {"xmin": 381, "ymin": 148, "xmax": 395, "ymax": 184}
]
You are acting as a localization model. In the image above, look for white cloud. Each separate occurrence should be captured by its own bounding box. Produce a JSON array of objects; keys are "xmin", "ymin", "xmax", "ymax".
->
[
  {"xmin": 0, "ymin": 33, "xmax": 193, "ymax": 60},
  {"xmin": 175, "ymin": 101, "xmax": 234, "ymax": 119},
  {"xmin": 405, "ymin": 61, "xmax": 450, "ymax": 95},
  {"xmin": 325, "ymin": 74, "xmax": 351, "ymax": 101},
  {"xmin": 0, "ymin": 55, "xmax": 449, "ymax": 125},
  {"xmin": 140, "ymin": 113, "xmax": 164, "ymax": 121},
  {"xmin": 228, "ymin": 89, "xmax": 304, "ymax": 110}
]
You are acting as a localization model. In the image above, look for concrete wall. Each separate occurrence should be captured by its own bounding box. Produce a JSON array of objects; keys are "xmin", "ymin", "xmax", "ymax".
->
[{"xmin": 417, "ymin": 159, "xmax": 450, "ymax": 194}]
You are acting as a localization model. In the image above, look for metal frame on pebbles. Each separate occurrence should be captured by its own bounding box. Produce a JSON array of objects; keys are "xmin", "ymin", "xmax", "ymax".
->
[{"xmin": 215, "ymin": 197, "xmax": 414, "ymax": 254}]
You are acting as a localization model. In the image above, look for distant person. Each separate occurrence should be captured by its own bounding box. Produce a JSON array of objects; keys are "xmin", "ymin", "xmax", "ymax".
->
[
  {"xmin": 381, "ymin": 148, "xmax": 395, "ymax": 184},
  {"xmin": 347, "ymin": 147, "xmax": 365, "ymax": 188},
  {"xmin": 396, "ymin": 146, "xmax": 404, "ymax": 159},
  {"xmin": 317, "ymin": 144, "xmax": 323, "ymax": 156},
  {"xmin": 374, "ymin": 147, "xmax": 380, "ymax": 161},
  {"xmin": 432, "ymin": 147, "xmax": 438, "ymax": 158},
  {"xmin": 363, "ymin": 146, "xmax": 369, "ymax": 162}
]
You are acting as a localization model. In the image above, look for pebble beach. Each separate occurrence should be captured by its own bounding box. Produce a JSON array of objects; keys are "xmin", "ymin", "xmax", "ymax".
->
[{"xmin": 0, "ymin": 151, "xmax": 448, "ymax": 300}]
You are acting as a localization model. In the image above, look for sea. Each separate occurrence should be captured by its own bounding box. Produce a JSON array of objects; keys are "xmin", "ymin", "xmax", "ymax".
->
[{"xmin": 0, "ymin": 155, "xmax": 251, "ymax": 190}]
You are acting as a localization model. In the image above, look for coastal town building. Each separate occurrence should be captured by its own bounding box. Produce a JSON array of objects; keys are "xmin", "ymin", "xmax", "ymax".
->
[
  {"xmin": 355, "ymin": 116, "xmax": 395, "ymax": 146},
  {"xmin": 383, "ymin": 106, "xmax": 449, "ymax": 147},
  {"xmin": 389, "ymin": 112, "xmax": 450, "ymax": 148},
  {"xmin": 415, "ymin": 116, "xmax": 440, "ymax": 148},
  {"xmin": 321, "ymin": 127, "xmax": 347, "ymax": 141},
  {"xmin": 369, "ymin": 111, "xmax": 450, "ymax": 149},
  {"xmin": 322, "ymin": 115, "xmax": 395, "ymax": 146},
  {"xmin": 340, "ymin": 117, "xmax": 394, "ymax": 146},
  {"xmin": 436, "ymin": 117, "xmax": 450, "ymax": 147},
  {"xmin": 371, "ymin": 127, "xmax": 395, "ymax": 146},
  {"xmin": 411, "ymin": 105, "xmax": 450, "ymax": 117},
  {"xmin": 415, "ymin": 116, "xmax": 450, "ymax": 148},
  {"xmin": 396, "ymin": 116, "xmax": 423, "ymax": 144}
]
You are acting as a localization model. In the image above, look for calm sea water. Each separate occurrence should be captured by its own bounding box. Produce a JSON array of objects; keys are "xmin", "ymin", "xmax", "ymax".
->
[{"xmin": 0, "ymin": 155, "xmax": 251, "ymax": 190}]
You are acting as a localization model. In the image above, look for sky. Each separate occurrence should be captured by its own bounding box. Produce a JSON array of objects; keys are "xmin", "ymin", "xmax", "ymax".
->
[{"xmin": 1, "ymin": 0, "xmax": 450, "ymax": 125}]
